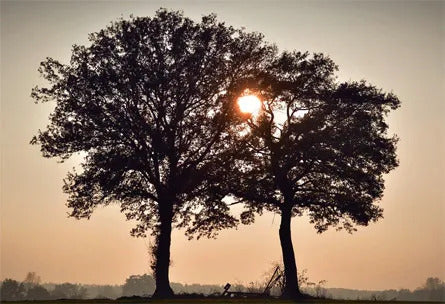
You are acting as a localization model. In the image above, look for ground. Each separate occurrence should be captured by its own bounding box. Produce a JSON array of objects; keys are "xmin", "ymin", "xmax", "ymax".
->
[{"xmin": 2, "ymin": 299, "xmax": 442, "ymax": 304}]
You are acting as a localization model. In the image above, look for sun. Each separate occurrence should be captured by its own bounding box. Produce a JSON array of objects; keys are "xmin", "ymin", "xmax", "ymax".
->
[{"xmin": 237, "ymin": 95, "xmax": 262, "ymax": 115}]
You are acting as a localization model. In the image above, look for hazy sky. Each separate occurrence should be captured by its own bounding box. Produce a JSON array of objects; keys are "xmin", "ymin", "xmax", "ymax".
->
[{"xmin": 1, "ymin": 0, "xmax": 444, "ymax": 291}]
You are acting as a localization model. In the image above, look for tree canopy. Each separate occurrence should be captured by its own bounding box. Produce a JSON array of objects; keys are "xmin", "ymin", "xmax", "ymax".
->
[{"xmin": 31, "ymin": 9, "xmax": 276, "ymax": 297}]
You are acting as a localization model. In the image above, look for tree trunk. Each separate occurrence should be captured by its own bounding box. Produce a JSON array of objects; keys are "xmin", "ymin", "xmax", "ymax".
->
[
  {"xmin": 152, "ymin": 202, "xmax": 174, "ymax": 298},
  {"xmin": 279, "ymin": 205, "xmax": 303, "ymax": 299}
]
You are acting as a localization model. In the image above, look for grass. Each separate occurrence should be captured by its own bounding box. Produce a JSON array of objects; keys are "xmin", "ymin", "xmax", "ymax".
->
[{"xmin": 2, "ymin": 299, "xmax": 442, "ymax": 304}]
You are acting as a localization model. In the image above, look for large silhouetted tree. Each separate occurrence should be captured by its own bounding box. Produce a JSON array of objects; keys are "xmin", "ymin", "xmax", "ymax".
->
[
  {"xmin": 231, "ymin": 51, "xmax": 400, "ymax": 298},
  {"xmin": 31, "ymin": 9, "xmax": 275, "ymax": 298}
]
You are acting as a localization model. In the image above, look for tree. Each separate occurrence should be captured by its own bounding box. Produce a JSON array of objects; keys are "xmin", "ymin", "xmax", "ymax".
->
[
  {"xmin": 122, "ymin": 274, "xmax": 155, "ymax": 296},
  {"xmin": 416, "ymin": 277, "xmax": 445, "ymax": 301},
  {"xmin": 230, "ymin": 51, "xmax": 400, "ymax": 298},
  {"xmin": 0, "ymin": 279, "xmax": 26, "ymax": 301},
  {"xmin": 22, "ymin": 272, "xmax": 50, "ymax": 300},
  {"xmin": 31, "ymin": 9, "xmax": 275, "ymax": 297},
  {"xmin": 423, "ymin": 277, "xmax": 445, "ymax": 291},
  {"xmin": 51, "ymin": 283, "xmax": 87, "ymax": 299},
  {"xmin": 26, "ymin": 285, "xmax": 51, "ymax": 300},
  {"xmin": 93, "ymin": 285, "xmax": 122, "ymax": 299},
  {"xmin": 23, "ymin": 271, "xmax": 41, "ymax": 289}
]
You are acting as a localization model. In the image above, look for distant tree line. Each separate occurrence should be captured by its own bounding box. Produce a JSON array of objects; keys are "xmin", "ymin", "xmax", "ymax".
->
[
  {"xmin": 324, "ymin": 277, "xmax": 445, "ymax": 302},
  {"xmin": 1, "ymin": 272, "xmax": 444, "ymax": 301},
  {"xmin": 0, "ymin": 272, "xmax": 87, "ymax": 301}
]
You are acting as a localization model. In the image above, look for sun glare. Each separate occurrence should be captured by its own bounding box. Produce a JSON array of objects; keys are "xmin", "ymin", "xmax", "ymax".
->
[{"xmin": 237, "ymin": 95, "xmax": 262, "ymax": 115}]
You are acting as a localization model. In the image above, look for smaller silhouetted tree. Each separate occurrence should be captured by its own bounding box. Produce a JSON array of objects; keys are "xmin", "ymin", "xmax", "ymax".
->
[{"xmin": 231, "ymin": 51, "xmax": 400, "ymax": 298}]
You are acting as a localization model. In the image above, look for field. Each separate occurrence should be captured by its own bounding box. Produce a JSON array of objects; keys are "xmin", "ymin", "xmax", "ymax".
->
[{"xmin": 2, "ymin": 299, "xmax": 442, "ymax": 304}]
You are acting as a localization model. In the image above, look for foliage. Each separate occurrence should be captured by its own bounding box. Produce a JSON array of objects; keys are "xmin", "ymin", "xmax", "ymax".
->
[
  {"xmin": 27, "ymin": 285, "xmax": 51, "ymax": 300},
  {"xmin": 51, "ymin": 283, "xmax": 88, "ymax": 299},
  {"xmin": 122, "ymin": 274, "xmax": 155, "ymax": 296},
  {"xmin": 234, "ymin": 51, "xmax": 400, "ymax": 232},
  {"xmin": 422, "ymin": 277, "xmax": 445, "ymax": 291},
  {"xmin": 0, "ymin": 273, "xmax": 83, "ymax": 301},
  {"xmin": 412, "ymin": 277, "xmax": 445, "ymax": 301},
  {"xmin": 31, "ymin": 8, "xmax": 274, "ymax": 239},
  {"xmin": 0, "ymin": 279, "xmax": 26, "ymax": 301},
  {"xmin": 23, "ymin": 272, "xmax": 41, "ymax": 287}
]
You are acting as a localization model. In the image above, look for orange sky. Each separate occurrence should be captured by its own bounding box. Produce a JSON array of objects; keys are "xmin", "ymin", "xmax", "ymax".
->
[{"xmin": 1, "ymin": 0, "xmax": 444, "ymax": 291}]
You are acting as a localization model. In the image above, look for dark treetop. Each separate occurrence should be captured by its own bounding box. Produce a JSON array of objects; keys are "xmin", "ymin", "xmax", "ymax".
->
[{"xmin": 31, "ymin": 10, "xmax": 275, "ymax": 237}]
